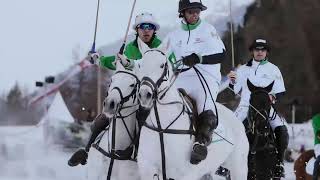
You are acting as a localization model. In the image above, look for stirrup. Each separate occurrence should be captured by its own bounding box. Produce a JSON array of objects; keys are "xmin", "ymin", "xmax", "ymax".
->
[{"xmin": 190, "ymin": 142, "xmax": 208, "ymax": 165}]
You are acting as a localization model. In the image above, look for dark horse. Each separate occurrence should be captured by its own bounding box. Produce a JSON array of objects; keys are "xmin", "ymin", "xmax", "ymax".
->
[
  {"xmin": 245, "ymin": 80, "xmax": 279, "ymax": 180},
  {"xmin": 294, "ymin": 149, "xmax": 320, "ymax": 180}
]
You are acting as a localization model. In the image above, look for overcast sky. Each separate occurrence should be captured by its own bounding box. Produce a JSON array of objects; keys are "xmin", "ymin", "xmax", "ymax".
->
[{"xmin": 0, "ymin": 0, "xmax": 253, "ymax": 94}]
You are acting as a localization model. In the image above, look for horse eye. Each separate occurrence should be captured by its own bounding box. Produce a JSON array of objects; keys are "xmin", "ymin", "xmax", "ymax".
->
[
  {"xmin": 160, "ymin": 63, "xmax": 164, "ymax": 68},
  {"xmin": 130, "ymin": 83, "xmax": 135, "ymax": 87}
]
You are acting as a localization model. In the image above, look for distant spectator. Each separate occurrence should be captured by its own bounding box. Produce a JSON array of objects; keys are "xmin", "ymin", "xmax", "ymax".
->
[{"xmin": 312, "ymin": 113, "xmax": 320, "ymax": 180}]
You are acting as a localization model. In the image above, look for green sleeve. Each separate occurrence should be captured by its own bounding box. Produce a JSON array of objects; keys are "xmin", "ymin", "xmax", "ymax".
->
[
  {"xmin": 99, "ymin": 56, "xmax": 116, "ymax": 70},
  {"xmin": 313, "ymin": 114, "xmax": 320, "ymax": 144}
]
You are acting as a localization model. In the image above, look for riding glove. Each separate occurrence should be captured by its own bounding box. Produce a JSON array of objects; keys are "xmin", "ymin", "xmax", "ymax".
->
[
  {"xmin": 182, "ymin": 53, "xmax": 201, "ymax": 67},
  {"xmin": 117, "ymin": 53, "xmax": 131, "ymax": 67}
]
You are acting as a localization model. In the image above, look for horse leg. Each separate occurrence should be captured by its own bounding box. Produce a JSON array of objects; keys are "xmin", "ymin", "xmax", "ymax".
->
[
  {"xmin": 87, "ymin": 148, "xmax": 111, "ymax": 180},
  {"xmin": 246, "ymin": 153, "xmax": 257, "ymax": 180},
  {"xmin": 117, "ymin": 160, "xmax": 141, "ymax": 180},
  {"xmin": 222, "ymin": 137, "xmax": 249, "ymax": 180}
]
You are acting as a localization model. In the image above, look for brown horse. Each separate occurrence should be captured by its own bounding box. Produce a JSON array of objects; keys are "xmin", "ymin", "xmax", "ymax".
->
[{"xmin": 294, "ymin": 149, "xmax": 320, "ymax": 180}]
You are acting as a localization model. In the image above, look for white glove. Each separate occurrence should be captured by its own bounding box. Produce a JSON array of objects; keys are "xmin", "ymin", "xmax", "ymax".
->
[
  {"xmin": 269, "ymin": 94, "xmax": 276, "ymax": 104},
  {"xmin": 227, "ymin": 71, "xmax": 237, "ymax": 84},
  {"xmin": 87, "ymin": 52, "xmax": 100, "ymax": 65},
  {"xmin": 117, "ymin": 53, "xmax": 130, "ymax": 67}
]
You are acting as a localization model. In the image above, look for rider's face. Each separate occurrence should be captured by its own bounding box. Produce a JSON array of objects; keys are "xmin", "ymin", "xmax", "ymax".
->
[
  {"xmin": 184, "ymin": 8, "xmax": 201, "ymax": 24},
  {"xmin": 253, "ymin": 49, "xmax": 267, "ymax": 61},
  {"xmin": 137, "ymin": 27, "xmax": 155, "ymax": 43}
]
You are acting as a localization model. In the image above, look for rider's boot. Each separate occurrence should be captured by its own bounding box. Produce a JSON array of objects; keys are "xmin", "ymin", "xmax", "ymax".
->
[
  {"xmin": 190, "ymin": 110, "xmax": 218, "ymax": 165},
  {"xmin": 273, "ymin": 125, "xmax": 289, "ymax": 178},
  {"xmin": 68, "ymin": 114, "xmax": 109, "ymax": 167}
]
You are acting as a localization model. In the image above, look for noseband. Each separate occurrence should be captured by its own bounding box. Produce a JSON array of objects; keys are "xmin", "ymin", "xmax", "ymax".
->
[{"xmin": 108, "ymin": 70, "xmax": 140, "ymax": 108}]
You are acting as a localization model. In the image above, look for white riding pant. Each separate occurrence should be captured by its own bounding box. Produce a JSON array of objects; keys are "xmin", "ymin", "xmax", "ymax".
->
[
  {"xmin": 174, "ymin": 70, "xmax": 220, "ymax": 115},
  {"xmin": 315, "ymin": 144, "xmax": 320, "ymax": 157},
  {"xmin": 234, "ymin": 105, "xmax": 285, "ymax": 130}
]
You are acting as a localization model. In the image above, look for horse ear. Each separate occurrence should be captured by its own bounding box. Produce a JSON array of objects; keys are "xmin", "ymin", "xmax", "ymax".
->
[
  {"xmin": 137, "ymin": 37, "xmax": 150, "ymax": 55},
  {"xmin": 158, "ymin": 39, "xmax": 171, "ymax": 55},
  {"xmin": 264, "ymin": 81, "xmax": 274, "ymax": 93},
  {"xmin": 247, "ymin": 79, "xmax": 256, "ymax": 92},
  {"xmin": 115, "ymin": 59, "xmax": 125, "ymax": 71}
]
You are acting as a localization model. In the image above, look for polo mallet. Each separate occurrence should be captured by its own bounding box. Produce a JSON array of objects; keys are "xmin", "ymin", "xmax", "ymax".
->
[{"xmin": 118, "ymin": 0, "xmax": 137, "ymax": 55}]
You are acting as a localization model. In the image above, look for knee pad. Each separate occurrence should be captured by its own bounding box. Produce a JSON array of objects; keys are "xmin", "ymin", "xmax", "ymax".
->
[
  {"xmin": 91, "ymin": 114, "xmax": 109, "ymax": 132},
  {"xmin": 198, "ymin": 110, "xmax": 218, "ymax": 131}
]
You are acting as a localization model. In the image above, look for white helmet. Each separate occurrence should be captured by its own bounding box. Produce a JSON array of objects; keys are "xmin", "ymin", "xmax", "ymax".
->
[{"xmin": 132, "ymin": 12, "xmax": 160, "ymax": 31}]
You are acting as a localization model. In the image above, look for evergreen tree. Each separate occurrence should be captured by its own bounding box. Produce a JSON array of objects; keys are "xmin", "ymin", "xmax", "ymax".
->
[{"xmin": 6, "ymin": 82, "xmax": 23, "ymax": 110}]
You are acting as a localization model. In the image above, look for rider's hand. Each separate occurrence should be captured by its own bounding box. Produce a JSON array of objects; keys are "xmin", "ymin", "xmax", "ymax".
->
[
  {"xmin": 269, "ymin": 94, "xmax": 276, "ymax": 104},
  {"xmin": 117, "ymin": 53, "xmax": 130, "ymax": 67},
  {"xmin": 182, "ymin": 53, "xmax": 201, "ymax": 67},
  {"xmin": 87, "ymin": 52, "xmax": 100, "ymax": 65},
  {"xmin": 227, "ymin": 71, "xmax": 237, "ymax": 84}
]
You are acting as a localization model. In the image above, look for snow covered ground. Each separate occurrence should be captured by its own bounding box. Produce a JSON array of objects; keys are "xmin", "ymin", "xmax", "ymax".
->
[
  {"xmin": 0, "ymin": 125, "xmax": 87, "ymax": 180},
  {"xmin": 0, "ymin": 121, "xmax": 313, "ymax": 180}
]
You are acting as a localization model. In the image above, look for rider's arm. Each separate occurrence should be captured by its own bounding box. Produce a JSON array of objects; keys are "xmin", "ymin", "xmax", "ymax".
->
[
  {"xmin": 100, "ymin": 56, "xmax": 117, "ymax": 70},
  {"xmin": 230, "ymin": 66, "xmax": 246, "ymax": 95},
  {"xmin": 201, "ymin": 50, "xmax": 226, "ymax": 65},
  {"xmin": 271, "ymin": 67, "xmax": 286, "ymax": 102},
  {"xmin": 197, "ymin": 25, "xmax": 226, "ymax": 65},
  {"xmin": 99, "ymin": 43, "xmax": 139, "ymax": 70}
]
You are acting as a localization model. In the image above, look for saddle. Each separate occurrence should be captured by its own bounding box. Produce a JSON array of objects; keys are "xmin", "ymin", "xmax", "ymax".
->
[{"xmin": 178, "ymin": 88, "xmax": 198, "ymax": 131}]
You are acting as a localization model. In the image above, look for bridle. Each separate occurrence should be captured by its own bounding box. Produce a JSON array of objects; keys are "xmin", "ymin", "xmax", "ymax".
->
[
  {"xmin": 92, "ymin": 70, "xmax": 141, "ymax": 180},
  {"xmin": 140, "ymin": 49, "xmax": 171, "ymax": 101},
  {"xmin": 248, "ymin": 89, "xmax": 276, "ymax": 153},
  {"xmin": 107, "ymin": 70, "xmax": 140, "ymax": 113},
  {"xmin": 248, "ymin": 89, "xmax": 272, "ymax": 126},
  {"xmin": 139, "ymin": 49, "xmax": 195, "ymax": 180},
  {"xmin": 139, "ymin": 49, "xmax": 191, "ymax": 134}
]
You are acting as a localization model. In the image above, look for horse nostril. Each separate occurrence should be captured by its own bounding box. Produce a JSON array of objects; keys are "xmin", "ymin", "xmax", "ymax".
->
[
  {"xmin": 146, "ymin": 92, "xmax": 152, "ymax": 99},
  {"xmin": 103, "ymin": 101, "xmax": 106, "ymax": 107},
  {"xmin": 110, "ymin": 101, "xmax": 115, "ymax": 109}
]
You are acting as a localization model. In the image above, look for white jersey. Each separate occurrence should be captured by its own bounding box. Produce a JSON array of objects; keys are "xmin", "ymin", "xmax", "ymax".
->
[
  {"xmin": 163, "ymin": 20, "xmax": 225, "ymax": 83},
  {"xmin": 233, "ymin": 59, "xmax": 286, "ymax": 106},
  {"xmin": 162, "ymin": 19, "xmax": 225, "ymax": 113}
]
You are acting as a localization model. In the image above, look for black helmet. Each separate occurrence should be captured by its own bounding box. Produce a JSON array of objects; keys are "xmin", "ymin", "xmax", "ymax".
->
[
  {"xmin": 249, "ymin": 38, "xmax": 270, "ymax": 51},
  {"xmin": 178, "ymin": 0, "xmax": 207, "ymax": 13}
]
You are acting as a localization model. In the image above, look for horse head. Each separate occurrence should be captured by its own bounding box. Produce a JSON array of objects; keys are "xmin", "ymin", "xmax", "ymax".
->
[
  {"xmin": 137, "ymin": 38, "xmax": 173, "ymax": 110},
  {"xmin": 247, "ymin": 79, "xmax": 274, "ymax": 133},
  {"xmin": 103, "ymin": 60, "xmax": 140, "ymax": 118}
]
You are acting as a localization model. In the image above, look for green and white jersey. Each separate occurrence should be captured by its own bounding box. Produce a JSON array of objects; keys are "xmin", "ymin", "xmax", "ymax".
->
[
  {"xmin": 163, "ymin": 19, "xmax": 225, "ymax": 82},
  {"xmin": 99, "ymin": 36, "xmax": 162, "ymax": 70}
]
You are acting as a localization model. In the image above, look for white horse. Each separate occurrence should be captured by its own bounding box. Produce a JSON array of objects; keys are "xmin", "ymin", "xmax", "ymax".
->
[
  {"xmin": 87, "ymin": 61, "xmax": 141, "ymax": 180},
  {"xmin": 136, "ymin": 39, "xmax": 249, "ymax": 180}
]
